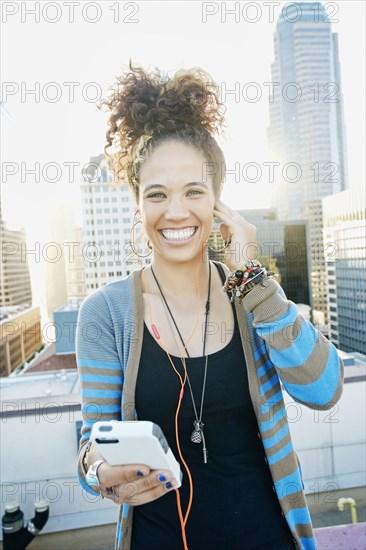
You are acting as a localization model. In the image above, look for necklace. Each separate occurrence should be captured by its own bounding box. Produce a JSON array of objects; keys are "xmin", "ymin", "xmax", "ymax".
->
[{"xmin": 150, "ymin": 261, "xmax": 212, "ymax": 464}]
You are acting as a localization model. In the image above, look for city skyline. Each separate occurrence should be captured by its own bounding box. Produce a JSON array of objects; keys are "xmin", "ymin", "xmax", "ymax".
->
[
  {"xmin": 1, "ymin": 1, "xmax": 365, "ymax": 240},
  {"xmin": 267, "ymin": 1, "xmax": 350, "ymax": 324}
]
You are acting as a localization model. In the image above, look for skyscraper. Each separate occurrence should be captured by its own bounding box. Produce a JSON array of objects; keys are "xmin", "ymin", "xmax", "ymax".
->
[
  {"xmin": 81, "ymin": 154, "xmax": 150, "ymax": 293},
  {"xmin": 237, "ymin": 209, "xmax": 310, "ymax": 306},
  {"xmin": 267, "ymin": 2, "xmax": 349, "ymax": 324},
  {"xmin": 322, "ymin": 187, "xmax": 366, "ymax": 354},
  {"xmin": 0, "ymin": 206, "xmax": 32, "ymax": 308}
]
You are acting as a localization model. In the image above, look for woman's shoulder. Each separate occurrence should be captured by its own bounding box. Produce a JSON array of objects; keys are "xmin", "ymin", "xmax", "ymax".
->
[{"xmin": 79, "ymin": 269, "xmax": 140, "ymax": 314}]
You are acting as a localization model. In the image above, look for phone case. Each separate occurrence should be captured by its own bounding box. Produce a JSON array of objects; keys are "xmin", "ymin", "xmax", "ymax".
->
[{"xmin": 90, "ymin": 420, "xmax": 182, "ymax": 487}]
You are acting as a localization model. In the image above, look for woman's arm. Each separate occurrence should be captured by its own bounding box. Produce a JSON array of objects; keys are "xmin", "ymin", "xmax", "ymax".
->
[
  {"xmin": 75, "ymin": 288, "xmax": 178, "ymax": 505},
  {"xmin": 76, "ymin": 289, "xmax": 124, "ymax": 495},
  {"xmin": 242, "ymin": 277, "xmax": 344, "ymax": 411}
]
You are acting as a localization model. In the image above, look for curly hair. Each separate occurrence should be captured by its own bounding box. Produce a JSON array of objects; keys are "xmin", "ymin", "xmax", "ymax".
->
[{"xmin": 98, "ymin": 59, "xmax": 227, "ymax": 202}]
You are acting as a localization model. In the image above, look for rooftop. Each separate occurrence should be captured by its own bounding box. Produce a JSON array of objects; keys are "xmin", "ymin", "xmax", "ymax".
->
[
  {"xmin": 53, "ymin": 300, "xmax": 83, "ymax": 312},
  {"xmin": 0, "ymin": 303, "xmax": 34, "ymax": 322},
  {"xmin": 24, "ymin": 348, "xmax": 77, "ymax": 374},
  {"xmin": 1, "ymin": 369, "xmax": 79, "ymax": 400}
]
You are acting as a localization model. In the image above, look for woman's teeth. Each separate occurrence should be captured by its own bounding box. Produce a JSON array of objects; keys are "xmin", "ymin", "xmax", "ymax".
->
[{"xmin": 160, "ymin": 227, "xmax": 196, "ymax": 241}]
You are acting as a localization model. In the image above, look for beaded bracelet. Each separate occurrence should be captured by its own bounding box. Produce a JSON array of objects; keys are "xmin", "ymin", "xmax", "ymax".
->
[{"xmin": 223, "ymin": 260, "xmax": 275, "ymax": 304}]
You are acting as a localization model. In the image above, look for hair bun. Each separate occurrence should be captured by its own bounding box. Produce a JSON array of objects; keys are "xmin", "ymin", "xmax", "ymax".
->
[{"xmin": 100, "ymin": 60, "xmax": 226, "ymax": 154}]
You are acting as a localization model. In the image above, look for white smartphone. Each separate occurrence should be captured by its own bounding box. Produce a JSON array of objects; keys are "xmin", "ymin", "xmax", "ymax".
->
[{"xmin": 90, "ymin": 420, "xmax": 183, "ymax": 488}]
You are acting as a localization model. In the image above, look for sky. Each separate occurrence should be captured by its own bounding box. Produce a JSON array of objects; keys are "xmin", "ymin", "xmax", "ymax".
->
[{"xmin": 1, "ymin": 0, "xmax": 365, "ymax": 240}]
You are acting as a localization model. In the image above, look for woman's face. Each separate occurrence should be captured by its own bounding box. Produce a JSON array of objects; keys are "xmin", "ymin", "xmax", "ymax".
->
[{"xmin": 138, "ymin": 140, "xmax": 216, "ymax": 264}]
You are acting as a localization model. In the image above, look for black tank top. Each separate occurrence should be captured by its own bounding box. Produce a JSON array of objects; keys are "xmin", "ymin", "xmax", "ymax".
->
[{"xmin": 131, "ymin": 263, "xmax": 295, "ymax": 550}]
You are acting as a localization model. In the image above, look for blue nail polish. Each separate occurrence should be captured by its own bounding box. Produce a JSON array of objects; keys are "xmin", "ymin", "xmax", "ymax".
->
[
  {"xmin": 165, "ymin": 482, "xmax": 172, "ymax": 489},
  {"xmin": 136, "ymin": 470, "xmax": 145, "ymax": 477},
  {"xmin": 158, "ymin": 474, "xmax": 167, "ymax": 482}
]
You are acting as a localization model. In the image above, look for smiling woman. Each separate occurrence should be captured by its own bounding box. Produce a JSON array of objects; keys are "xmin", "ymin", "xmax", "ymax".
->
[
  {"xmin": 75, "ymin": 60, "xmax": 344, "ymax": 550},
  {"xmin": 138, "ymin": 141, "xmax": 217, "ymax": 267}
]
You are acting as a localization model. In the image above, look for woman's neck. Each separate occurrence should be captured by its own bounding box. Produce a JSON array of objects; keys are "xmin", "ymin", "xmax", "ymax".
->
[{"xmin": 143, "ymin": 254, "xmax": 212, "ymax": 304}]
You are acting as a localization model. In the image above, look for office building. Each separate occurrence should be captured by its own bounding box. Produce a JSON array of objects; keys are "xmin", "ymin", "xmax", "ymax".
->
[
  {"xmin": 323, "ymin": 187, "xmax": 366, "ymax": 354},
  {"xmin": 43, "ymin": 201, "xmax": 77, "ymax": 319},
  {"xmin": 64, "ymin": 227, "xmax": 87, "ymax": 302},
  {"xmin": 0, "ymin": 305, "xmax": 43, "ymax": 376},
  {"xmin": 81, "ymin": 154, "xmax": 151, "ymax": 294},
  {"xmin": 0, "ymin": 209, "xmax": 32, "ymax": 308},
  {"xmin": 237, "ymin": 209, "xmax": 311, "ymax": 307},
  {"xmin": 267, "ymin": 2, "xmax": 349, "ymax": 323}
]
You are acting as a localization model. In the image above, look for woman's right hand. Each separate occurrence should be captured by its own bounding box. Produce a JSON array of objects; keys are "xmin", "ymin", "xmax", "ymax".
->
[{"xmin": 97, "ymin": 462, "xmax": 178, "ymax": 506}]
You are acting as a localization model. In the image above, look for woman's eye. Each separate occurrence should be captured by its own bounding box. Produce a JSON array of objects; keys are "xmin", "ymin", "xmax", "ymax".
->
[
  {"xmin": 187, "ymin": 190, "xmax": 203, "ymax": 196},
  {"xmin": 147, "ymin": 192, "xmax": 166, "ymax": 199}
]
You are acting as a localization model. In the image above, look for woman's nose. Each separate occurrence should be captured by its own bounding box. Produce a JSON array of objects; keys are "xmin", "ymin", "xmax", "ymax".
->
[{"xmin": 164, "ymin": 197, "xmax": 190, "ymax": 220}]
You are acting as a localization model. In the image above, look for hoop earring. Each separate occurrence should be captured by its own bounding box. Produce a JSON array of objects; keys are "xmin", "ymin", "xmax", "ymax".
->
[
  {"xmin": 130, "ymin": 219, "xmax": 153, "ymax": 258},
  {"xmin": 207, "ymin": 239, "xmax": 231, "ymax": 253}
]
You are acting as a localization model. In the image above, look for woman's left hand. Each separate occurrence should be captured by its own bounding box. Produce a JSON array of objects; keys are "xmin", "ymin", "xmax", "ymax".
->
[{"xmin": 213, "ymin": 199, "xmax": 257, "ymax": 272}]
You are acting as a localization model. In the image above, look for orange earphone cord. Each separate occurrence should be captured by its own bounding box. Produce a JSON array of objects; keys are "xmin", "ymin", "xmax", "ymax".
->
[{"xmin": 133, "ymin": 219, "xmax": 206, "ymax": 550}]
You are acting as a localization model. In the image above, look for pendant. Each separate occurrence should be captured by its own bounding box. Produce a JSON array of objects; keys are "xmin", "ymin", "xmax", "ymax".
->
[{"xmin": 191, "ymin": 420, "xmax": 204, "ymax": 444}]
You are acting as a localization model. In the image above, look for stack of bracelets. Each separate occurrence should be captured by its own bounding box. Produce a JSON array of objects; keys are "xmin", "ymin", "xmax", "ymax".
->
[{"xmin": 223, "ymin": 260, "xmax": 276, "ymax": 304}]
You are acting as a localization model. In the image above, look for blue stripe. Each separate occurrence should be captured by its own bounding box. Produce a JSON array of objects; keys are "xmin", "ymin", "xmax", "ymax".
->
[
  {"xmin": 253, "ymin": 343, "xmax": 267, "ymax": 361},
  {"xmin": 299, "ymin": 536, "xmax": 317, "ymax": 549},
  {"xmin": 82, "ymin": 403, "xmax": 121, "ymax": 414},
  {"xmin": 268, "ymin": 440, "xmax": 293, "ymax": 465},
  {"xmin": 82, "ymin": 389, "xmax": 122, "ymax": 398},
  {"xmin": 274, "ymin": 467, "xmax": 302, "ymax": 498},
  {"xmin": 262, "ymin": 423, "xmax": 289, "ymax": 449},
  {"xmin": 285, "ymin": 506, "xmax": 311, "ymax": 530},
  {"xmin": 80, "ymin": 373, "xmax": 123, "ymax": 384},
  {"xmin": 97, "ymin": 404, "xmax": 121, "ymax": 413},
  {"xmin": 260, "ymin": 390, "xmax": 283, "ymax": 415},
  {"xmin": 260, "ymin": 373, "xmax": 279, "ymax": 395},
  {"xmin": 267, "ymin": 321, "xmax": 319, "ymax": 368},
  {"xmin": 253, "ymin": 303, "xmax": 297, "ymax": 335},
  {"xmin": 257, "ymin": 359, "xmax": 273, "ymax": 378},
  {"xmin": 78, "ymin": 358, "xmax": 122, "ymax": 369},
  {"xmin": 261, "ymin": 406, "xmax": 286, "ymax": 432},
  {"xmin": 281, "ymin": 344, "xmax": 340, "ymax": 405},
  {"xmin": 117, "ymin": 523, "xmax": 123, "ymax": 546},
  {"xmin": 115, "ymin": 515, "xmax": 122, "ymax": 545},
  {"xmin": 79, "ymin": 418, "xmax": 97, "ymax": 427}
]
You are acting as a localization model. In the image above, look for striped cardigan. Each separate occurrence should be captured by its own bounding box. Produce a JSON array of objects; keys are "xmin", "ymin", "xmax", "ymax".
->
[{"xmin": 75, "ymin": 262, "xmax": 344, "ymax": 550}]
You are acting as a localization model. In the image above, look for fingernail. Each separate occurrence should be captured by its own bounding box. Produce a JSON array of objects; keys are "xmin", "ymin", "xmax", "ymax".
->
[
  {"xmin": 158, "ymin": 474, "xmax": 167, "ymax": 482},
  {"xmin": 165, "ymin": 482, "xmax": 173, "ymax": 489},
  {"xmin": 136, "ymin": 470, "xmax": 145, "ymax": 477}
]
